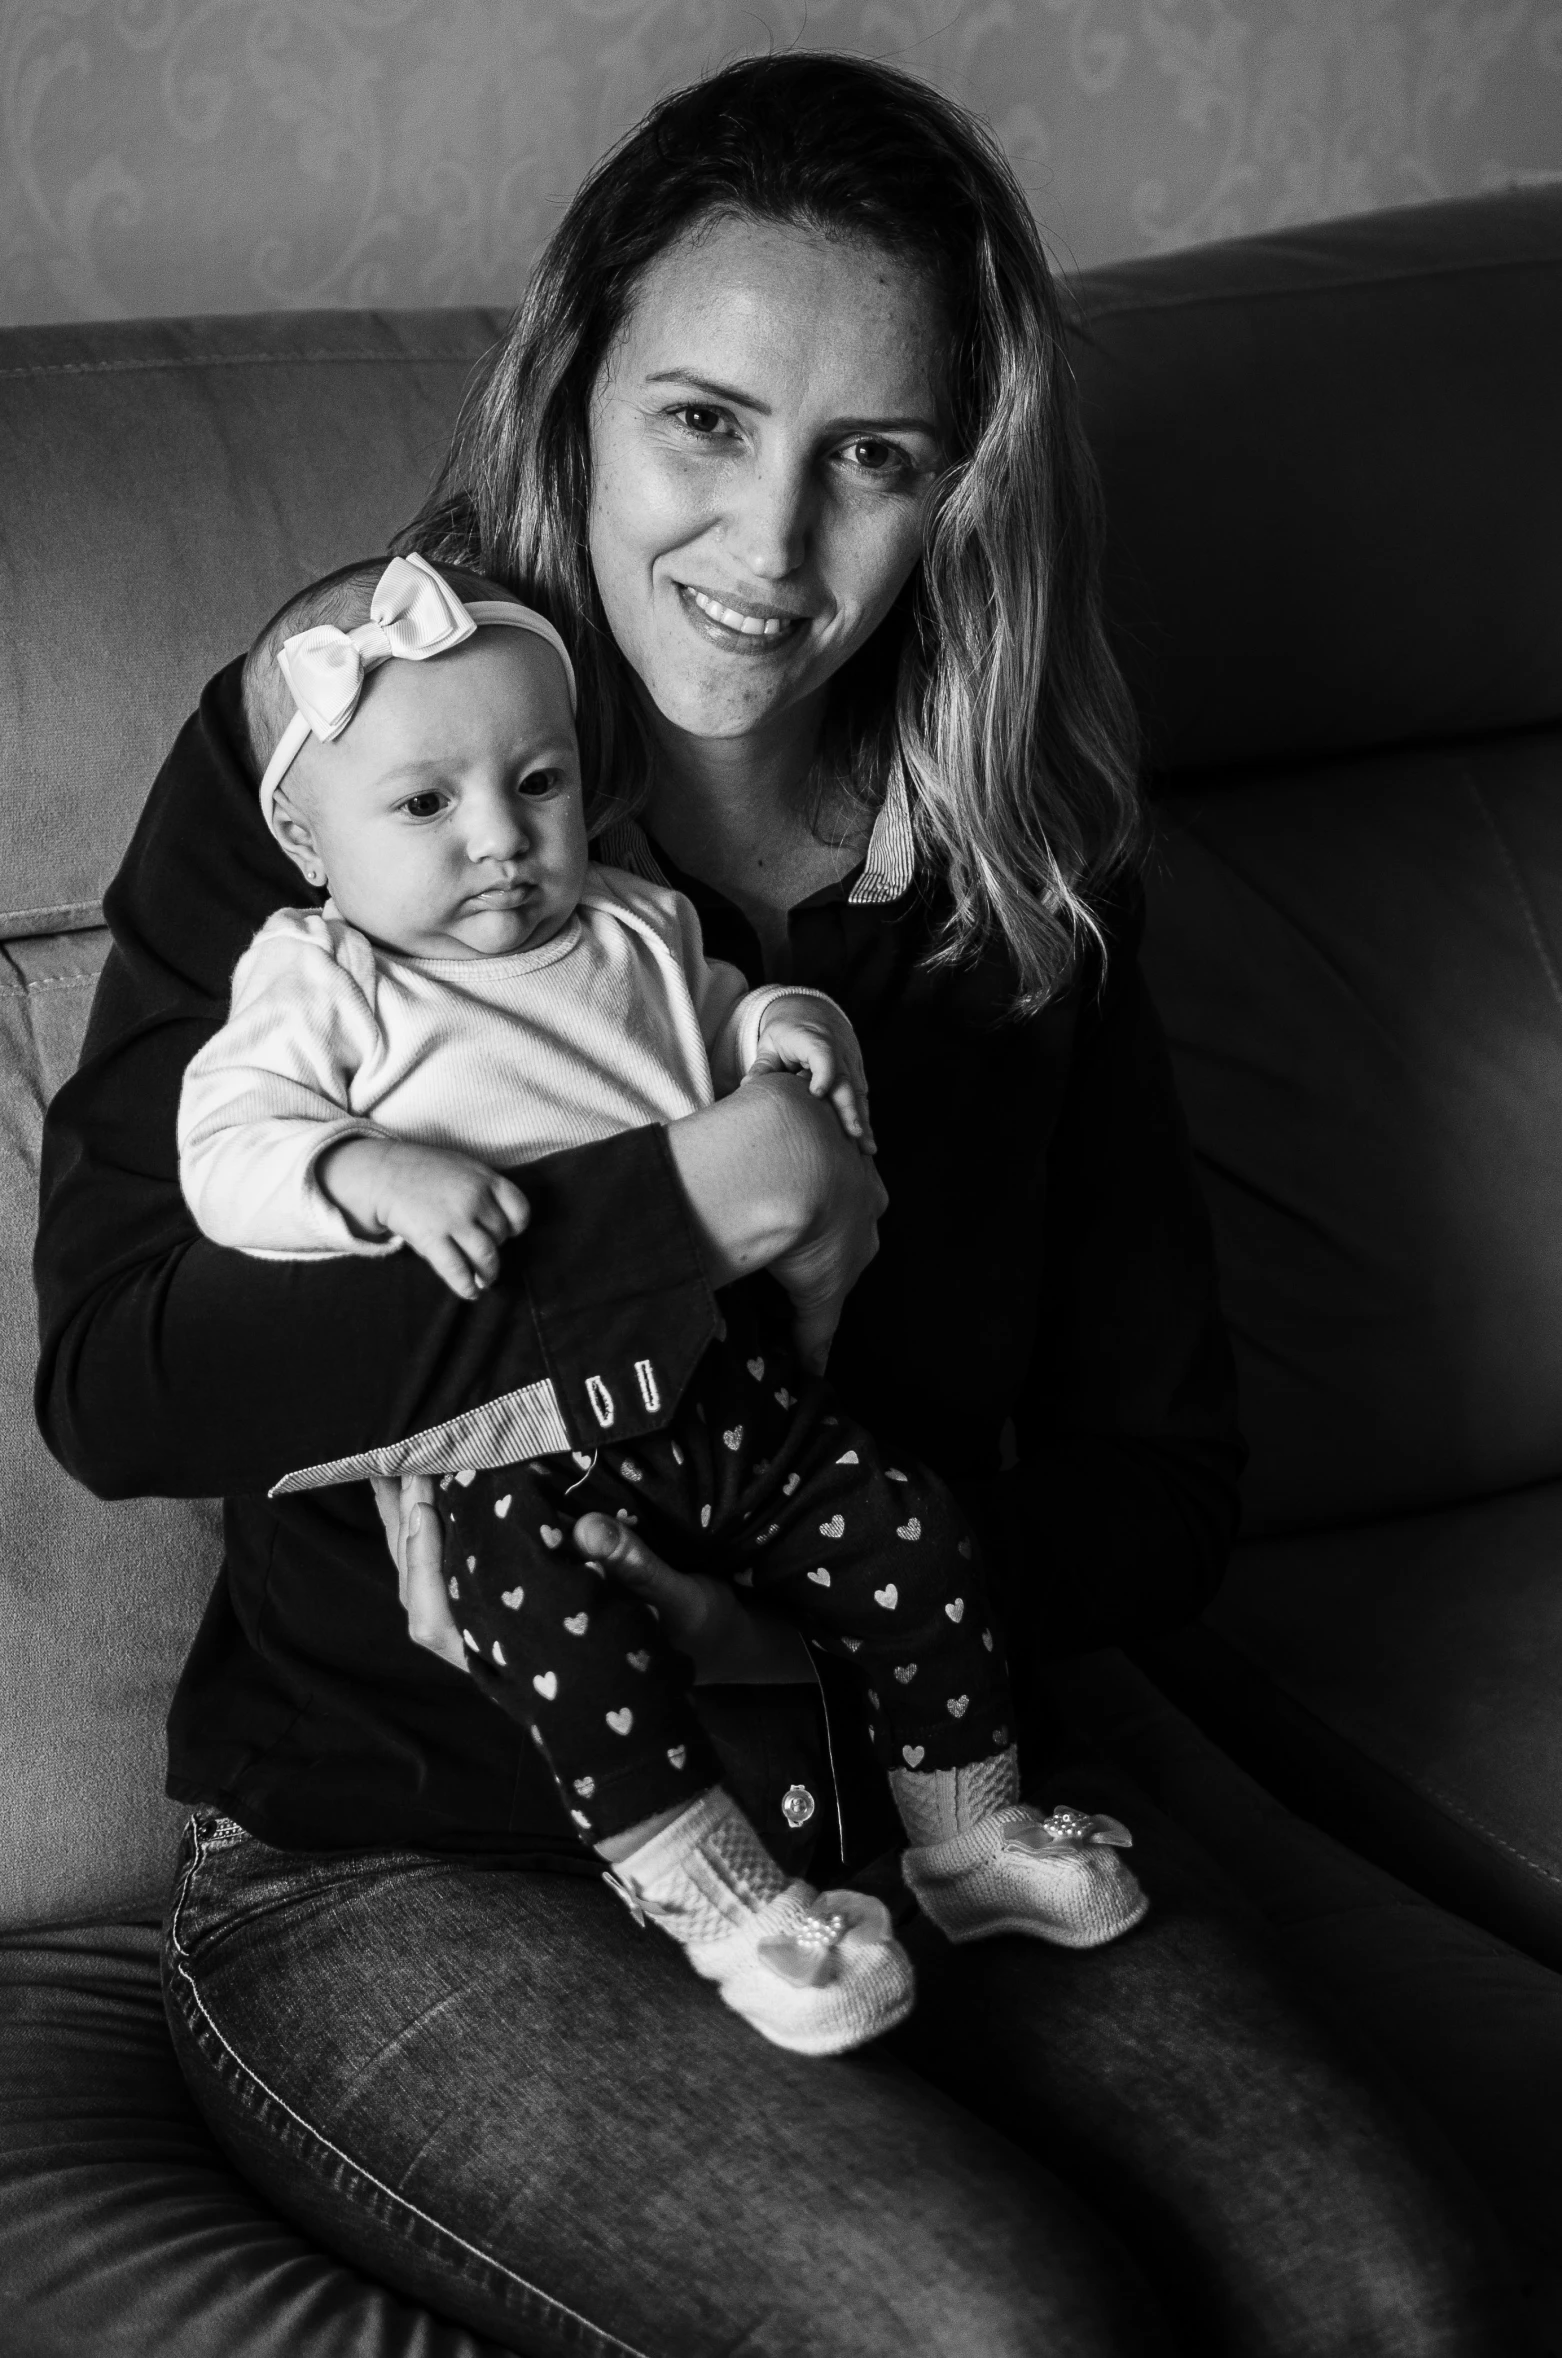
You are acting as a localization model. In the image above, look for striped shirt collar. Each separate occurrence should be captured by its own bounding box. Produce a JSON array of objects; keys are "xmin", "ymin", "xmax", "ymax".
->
[{"xmin": 592, "ymin": 765, "xmax": 914, "ymax": 909}]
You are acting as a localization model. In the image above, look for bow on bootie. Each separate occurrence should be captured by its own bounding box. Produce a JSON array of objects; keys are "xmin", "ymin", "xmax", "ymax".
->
[
  {"xmin": 1001, "ymin": 1805, "xmax": 1134, "ymax": 1855},
  {"xmin": 756, "ymin": 1891, "xmax": 898, "ymax": 1988},
  {"xmin": 600, "ymin": 1873, "xmax": 896, "ymax": 1990},
  {"xmin": 257, "ymin": 551, "xmax": 577, "ymax": 827}
]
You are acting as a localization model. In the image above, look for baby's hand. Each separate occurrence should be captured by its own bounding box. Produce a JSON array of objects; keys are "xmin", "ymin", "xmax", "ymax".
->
[
  {"xmin": 319, "ymin": 1136, "xmax": 529, "ymax": 1300},
  {"xmin": 748, "ymin": 997, "xmax": 875, "ymax": 1150}
]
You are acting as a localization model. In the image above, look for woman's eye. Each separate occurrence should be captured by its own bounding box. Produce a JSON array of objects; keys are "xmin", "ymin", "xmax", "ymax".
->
[
  {"xmin": 671, "ymin": 404, "xmax": 733, "ymax": 440},
  {"xmin": 400, "ymin": 791, "xmax": 446, "ymax": 819},
  {"xmin": 840, "ymin": 437, "xmax": 910, "ymax": 479}
]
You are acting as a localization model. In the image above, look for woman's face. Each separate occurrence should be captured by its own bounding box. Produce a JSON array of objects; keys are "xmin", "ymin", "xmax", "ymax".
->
[{"xmin": 587, "ymin": 213, "xmax": 947, "ymax": 753}]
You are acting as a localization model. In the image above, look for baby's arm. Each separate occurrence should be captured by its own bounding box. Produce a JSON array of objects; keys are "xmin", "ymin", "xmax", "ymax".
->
[
  {"xmin": 678, "ymin": 921, "xmax": 872, "ymax": 1147},
  {"xmin": 178, "ymin": 910, "xmax": 526, "ymax": 1299},
  {"xmin": 742, "ymin": 995, "xmax": 874, "ymax": 1150},
  {"xmin": 318, "ymin": 1137, "xmax": 526, "ymax": 1302}
]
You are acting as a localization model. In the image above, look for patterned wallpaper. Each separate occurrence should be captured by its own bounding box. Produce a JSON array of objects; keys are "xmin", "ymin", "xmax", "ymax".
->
[{"xmin": 3, "ymin": 0, "xmax": 1560, "ymax": 324}]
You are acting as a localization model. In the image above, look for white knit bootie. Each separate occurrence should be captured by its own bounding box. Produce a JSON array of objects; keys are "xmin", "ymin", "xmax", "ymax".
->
[
  {"xmin": 603, "ymin": 1788, "xmax": 916, "ymax": 2055},
  {"xmin": 893, "ymin": 1749, "xmax": 1149, "ymax": 1950}
]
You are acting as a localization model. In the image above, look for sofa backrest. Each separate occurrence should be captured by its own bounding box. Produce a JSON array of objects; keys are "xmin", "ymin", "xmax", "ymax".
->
[
  {"xmin": 3, "ymin": 190, "xmax": 1559, "ymax": 1930},
  {"xmin": 1073, "ymin": 190, "xmax": 1562, "ymax": 1535},
  {"xmin": 1077, "ymin": 191, "xmax": 1562, "ymax": 780},
  {"xmin": 1, "ymin": 307, "xmax": 505, "ymax": 942}
]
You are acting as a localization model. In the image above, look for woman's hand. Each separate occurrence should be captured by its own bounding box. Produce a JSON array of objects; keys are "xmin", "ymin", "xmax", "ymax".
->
[
  {"xmin": 375, "ymin": 1477, "xmax": 813, "ymax": 1686},
  {"xmin": 373, "ymin": 1473, "xmax": 469, "ymax": 1674},
  {"xmin": 571, "ymin": 1513, "xmax": 813, "ymax": 1684},
  {"xmin": 665, "ymin": 1071, "xmax": 886, "ymax": 1370}
]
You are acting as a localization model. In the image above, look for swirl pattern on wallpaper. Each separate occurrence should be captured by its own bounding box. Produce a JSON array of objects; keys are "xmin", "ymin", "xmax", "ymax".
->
[{"xmin": 2, "ymin": 0, "xmax": 1559, "ymax": 322}]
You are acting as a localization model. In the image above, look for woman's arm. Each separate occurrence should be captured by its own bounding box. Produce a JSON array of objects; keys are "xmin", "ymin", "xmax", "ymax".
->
[
  {"xmin": 953, "ymin": 887, "xmax": 1246, "ymax": 1658},
  {"xmin": 34, "ymin": 663, "xmax": 883, "ymax": 1501}
]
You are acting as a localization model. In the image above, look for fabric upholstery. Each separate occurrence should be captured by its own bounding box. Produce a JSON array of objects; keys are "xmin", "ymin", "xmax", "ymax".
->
[
  {"xmin": 1145, "ymin": 1476, "xmax": 1562, "ymax": 1973},
  {"xmin": 1142, "ymin": 725, "xmax": 1562, "ymax": 1536},
  {"xmin": 0, "ymin": 307, "xmax": 502, "ymax": 939}
]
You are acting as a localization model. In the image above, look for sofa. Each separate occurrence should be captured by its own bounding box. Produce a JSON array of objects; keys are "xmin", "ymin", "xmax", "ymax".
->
[{"xmin": 3, "ymin": 183, "xmax": 1560, "ymax": 2354}]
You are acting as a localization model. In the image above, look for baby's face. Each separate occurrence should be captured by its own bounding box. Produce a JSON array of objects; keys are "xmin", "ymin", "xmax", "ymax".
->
[{"xmin": 284, "ymin": 632, "xmax": 588, "ymax": 959}]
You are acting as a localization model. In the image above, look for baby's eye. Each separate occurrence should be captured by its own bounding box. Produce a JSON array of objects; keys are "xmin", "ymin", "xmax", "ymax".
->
[
  {"xmin": 517, "ymin": 767, "xmax": 565, "ymax": 799},
  {"xmin": 399, "ymin": 790, "xmax": 446, "ymax": 819}
]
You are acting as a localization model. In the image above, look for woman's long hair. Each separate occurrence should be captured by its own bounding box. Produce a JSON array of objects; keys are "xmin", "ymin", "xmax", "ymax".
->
[{"xmin": 409, "ymin": 54, "xmax": 1142, "ymax": 1012}]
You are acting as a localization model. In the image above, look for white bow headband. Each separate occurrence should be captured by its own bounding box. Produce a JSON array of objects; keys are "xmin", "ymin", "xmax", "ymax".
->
[{"xmin": 257, "ymin": 552, "xmax": 578, "ymax": 831}]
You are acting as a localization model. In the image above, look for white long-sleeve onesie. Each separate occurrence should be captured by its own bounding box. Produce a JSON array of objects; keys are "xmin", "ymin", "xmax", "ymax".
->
[{"xmin": 179, "ymin": 861, "xmax": 831, "ymax": 1260}]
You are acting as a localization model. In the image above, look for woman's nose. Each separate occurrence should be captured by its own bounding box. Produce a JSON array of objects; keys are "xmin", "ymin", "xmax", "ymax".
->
[{"xmin": 725, "ymin": 455, "xmax": 812, "ymax": 580}]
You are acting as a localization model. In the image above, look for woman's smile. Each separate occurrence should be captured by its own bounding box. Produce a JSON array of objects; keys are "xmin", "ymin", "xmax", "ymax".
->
[
  {"xmin": 677, "ymin": 582, "xmax": 812, "ymax": 649},
  {"xmin": 679, "ymin": 594, "xmax": 811, "ymax": 650}
]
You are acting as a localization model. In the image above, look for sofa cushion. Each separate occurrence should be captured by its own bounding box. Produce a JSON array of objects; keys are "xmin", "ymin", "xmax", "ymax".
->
[
  {"xmin": 0, "ymin": 307, "xmax": 501, "ymax": 940},
  {"xmin": 1143, "ymin": 723, "xmax": 1562, "ymax": 1537},
  {"xmin": 0, "ymin": 933, "xmax": 220, "ymax": 1931},
  {"xmin": 1141, "ymin": 1479, "xmax": 1562, "ymax": 1975},
  {"xmin": 1075, "ymin": 187, "xmax": 1562, "ymax": 778},
  {"xmin": 0, "ymin": 1921, "xmax": 506, "ymax": 2356}
]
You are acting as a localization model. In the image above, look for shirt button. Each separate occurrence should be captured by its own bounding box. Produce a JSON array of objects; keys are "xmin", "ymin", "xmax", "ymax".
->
[{"xmin": 781, "ymin": 1783, "xmax": 816, "ymax": 1829}]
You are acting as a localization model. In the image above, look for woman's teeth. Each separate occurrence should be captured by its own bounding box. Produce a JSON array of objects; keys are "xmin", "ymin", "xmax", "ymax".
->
[{"xmin": 687, "ymin": 588, "xmax": 797, "ymax": 637}]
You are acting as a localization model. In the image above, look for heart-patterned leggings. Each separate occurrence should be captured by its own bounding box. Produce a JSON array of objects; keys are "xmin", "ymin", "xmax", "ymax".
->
[{"xmin": 442, "ymin": 1286, "xmax": 1013, "ymax": 1843}]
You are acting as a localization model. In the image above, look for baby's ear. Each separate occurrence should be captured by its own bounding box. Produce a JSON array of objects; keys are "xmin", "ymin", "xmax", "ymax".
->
[{"xmin": 268, "ymin": 788, "xmax": 327, "ymax": 890}]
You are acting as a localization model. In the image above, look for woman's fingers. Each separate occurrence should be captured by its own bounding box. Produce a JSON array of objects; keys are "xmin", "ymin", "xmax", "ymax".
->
[
  {"xmin": 372, "ymin": 1471, "xmax": 432, "ymax": 1600},
  {"xmin": 370, "ymin": 1473, "xmax": 407, "ymax": 1594},
  {"xmin": 572, "ymin": 1513, "xmax": 700, "ymax": 1634},
  {"xmin": 403, "ymin": 1498, "xmax": 470, "ymax": 1674}
]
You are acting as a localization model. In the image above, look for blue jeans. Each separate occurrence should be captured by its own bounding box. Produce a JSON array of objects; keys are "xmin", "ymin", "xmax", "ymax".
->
[{"xmin": 162, "ymin": 1769, "xmax": 1524, "ymax": 2358}]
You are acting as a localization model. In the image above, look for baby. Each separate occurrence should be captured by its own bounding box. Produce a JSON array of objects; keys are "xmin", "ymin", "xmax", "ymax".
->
[{"xmin": 179, "ymin": 552, "xmax": 1147, "ymax": 2056}]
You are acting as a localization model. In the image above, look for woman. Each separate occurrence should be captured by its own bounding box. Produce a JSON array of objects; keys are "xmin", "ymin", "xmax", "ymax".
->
[{"xmin": 35, "ymin": 54, "xmax": 1522, "ymax": 2357}]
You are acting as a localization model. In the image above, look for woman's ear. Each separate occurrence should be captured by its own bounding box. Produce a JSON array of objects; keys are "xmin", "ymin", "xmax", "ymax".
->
[{"xmin": 269, "ymin": 789, "xmax": 328, "ymax": 890}]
